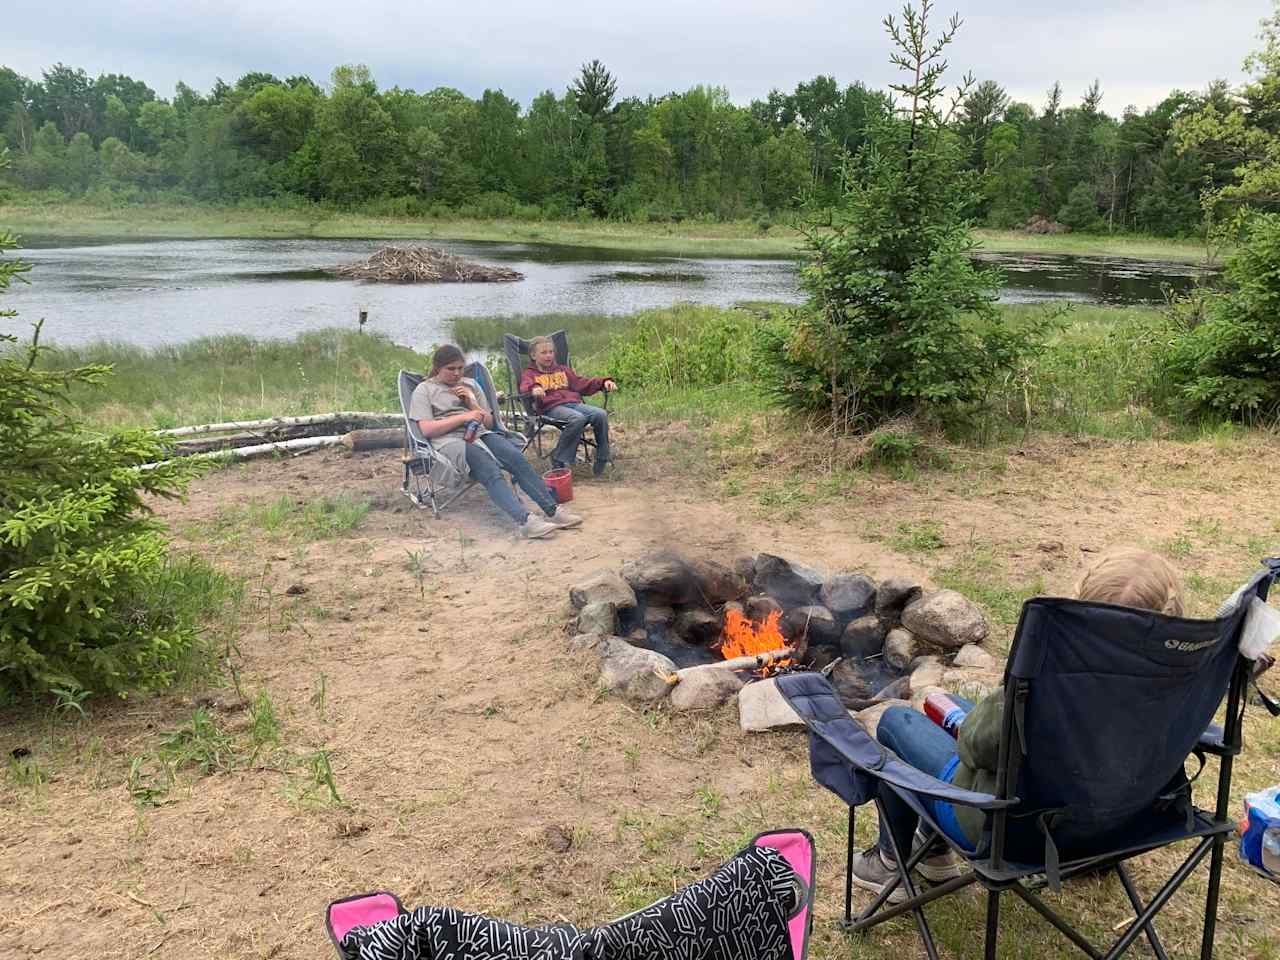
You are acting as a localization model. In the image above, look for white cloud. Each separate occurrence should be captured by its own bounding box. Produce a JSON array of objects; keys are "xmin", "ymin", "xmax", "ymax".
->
[{"xmin": 5, "ymin": 0, "xmax": 1275, "ymax": 112}]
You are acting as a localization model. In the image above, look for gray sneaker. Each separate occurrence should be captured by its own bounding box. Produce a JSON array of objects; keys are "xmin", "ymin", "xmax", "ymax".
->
[
  {"xmin": 520, "ymin": 514, "xmax": 558, "ymax": 539},
  {"xmin": 850, "ymin": 847, "xmax": 908, "ymax": 905},
  {"xmin": 914, "ymin": 828, "xmax": 965, "ymax": 882},
  {"xmin": 547, "ymin": 506, "xmax": 582, "ymax": 528}
]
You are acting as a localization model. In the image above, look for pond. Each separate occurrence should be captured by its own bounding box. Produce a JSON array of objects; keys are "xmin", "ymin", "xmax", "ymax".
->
[{"xmin": 2, "ymin": 237, "xmax": 1216, "ymax": 351}]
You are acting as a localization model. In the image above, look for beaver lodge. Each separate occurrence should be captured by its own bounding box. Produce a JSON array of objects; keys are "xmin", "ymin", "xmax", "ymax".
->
[{"xmin": 331, "ymin": 245, "xmax": 525, "ymax": 283}]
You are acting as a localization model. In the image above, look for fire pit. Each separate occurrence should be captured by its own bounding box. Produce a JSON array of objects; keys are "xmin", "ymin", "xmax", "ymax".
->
[{"xmin": 568, "ymin": 552, "xmax": 1002, "ymax": 732}]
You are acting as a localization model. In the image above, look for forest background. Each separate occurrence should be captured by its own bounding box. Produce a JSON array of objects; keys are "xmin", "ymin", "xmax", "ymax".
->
[{"xmin": 0, "ymin": 56, "xmax": 1242, "ymax": 236}]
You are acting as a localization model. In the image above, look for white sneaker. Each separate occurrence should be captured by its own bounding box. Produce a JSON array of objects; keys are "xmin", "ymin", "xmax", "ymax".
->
[
  {"xmin": 547, "ymin": 507, "xmax": 583, "ymax": 529},
  {"xmin": 521, "ymin": 514, "xmax": 557, "ymax": 539},
  {"xmin": 914, "ymin": 827, "xmax": 965, "ymax": 881}
]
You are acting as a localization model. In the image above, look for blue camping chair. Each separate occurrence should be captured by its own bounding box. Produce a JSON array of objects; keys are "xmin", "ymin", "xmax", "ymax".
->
[{"xmin": 777, "ymin": 558, "xmax": 1280, "ymax": 960}]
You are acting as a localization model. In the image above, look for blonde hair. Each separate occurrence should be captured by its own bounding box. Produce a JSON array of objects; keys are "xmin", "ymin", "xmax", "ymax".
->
[
  {"xmin": 528, "ymin": 336, "xmax": 554, "ymax": 358},
  {"xmin": 1074, "ymin": 547, "xmax": 1184, "ymax": 617}
]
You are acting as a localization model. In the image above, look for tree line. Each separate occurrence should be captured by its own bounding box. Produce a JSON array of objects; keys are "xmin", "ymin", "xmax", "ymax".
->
[{"xmin": 0, "ymin": 57, "xmax": 1247, "ymax": 235}]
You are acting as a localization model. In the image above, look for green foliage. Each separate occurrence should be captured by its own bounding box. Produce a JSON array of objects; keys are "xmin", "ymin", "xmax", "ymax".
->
[
  {"xmin": 604, "ymin": 304, "xmax": 756, "ymax": 389},
  {"xmin": 1169, "ymin": 212, "xmax": 1280, "ymax": 420},
  {"xmin": 761, "ymin": 2, "xmax": 1056, "ymax": 426},
  {"xmin": 0, "ymin": 199, "xmax": 223, "ymax": 699},
  {"xmin": 1056, "ymin": 182, "xmax": 1104, "ymax": 232}
]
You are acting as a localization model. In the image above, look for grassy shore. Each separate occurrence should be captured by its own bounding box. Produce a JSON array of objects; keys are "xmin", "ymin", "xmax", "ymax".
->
[
  {"xmin": 18, "ymin": 301, "xmax": 1214, "ymax": 447},
  {"xmin": 2, "ymin": 199, "xmax": 1215, "ymax": 262}
]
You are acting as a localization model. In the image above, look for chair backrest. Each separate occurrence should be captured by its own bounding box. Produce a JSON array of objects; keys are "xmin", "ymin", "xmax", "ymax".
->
[
  {"xmin": 999, "ymin": 563, "xmax": 1277, "ymax": 858},
  {"xmin": 463, "ymin": 360, "xmax": 510, "ymax": 437},
  {"xmin": 502, "ymin": 330, "xmax": 571, "ymax": 417},
  {"xmin": 397, "ymin": 369, "xmax": 431, "ymax": 451}
]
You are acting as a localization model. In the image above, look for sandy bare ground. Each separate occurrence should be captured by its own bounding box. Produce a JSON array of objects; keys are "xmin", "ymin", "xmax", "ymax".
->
[{"xmin": 2, "ymin": 431, "xmax": 1279, "ymax": 959}]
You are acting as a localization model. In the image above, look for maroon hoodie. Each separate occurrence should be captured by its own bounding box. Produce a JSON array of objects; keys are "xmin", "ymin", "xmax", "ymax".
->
[{"xmin": 519, "ymin": 362, "xmax": 607, "ymax": 412}]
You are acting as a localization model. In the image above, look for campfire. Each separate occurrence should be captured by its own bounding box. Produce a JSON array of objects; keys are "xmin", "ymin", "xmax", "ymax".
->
[
  {"xmin": 568, "ymin": 552, "xmax": 998, "ymax": 732},
  {"xmin": 719, "ymin": 609, "xmax": 794, "ymax": 676}
]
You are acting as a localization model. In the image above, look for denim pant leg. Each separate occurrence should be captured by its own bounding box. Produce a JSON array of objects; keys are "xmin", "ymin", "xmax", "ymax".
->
[
  {"xmin": 480, "ymin": 433, "xmax": 558, "ymax": 517},
  {"xmin": 581, "ymin": 404, "xmax": 610, "ymax": 468},
  {"xmin": 546, "ymin": 403, "xmax": 590, "ymax": 466},
  {"xmin": 874, "ymin": 706, "xmax": 962, "ymax": 858},
  {"xmin": 465, "ymin": 439, "xmax": 528, "ymax": 524}
]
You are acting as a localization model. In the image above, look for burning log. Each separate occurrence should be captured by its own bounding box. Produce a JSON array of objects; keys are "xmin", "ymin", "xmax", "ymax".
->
[
  {"xmin": 659, "ymin": 647, "xmax": 795, "ymax": 686},
  {"xmin": 332, "ymin": 246, "xmax": 525, "ymax": 283}
]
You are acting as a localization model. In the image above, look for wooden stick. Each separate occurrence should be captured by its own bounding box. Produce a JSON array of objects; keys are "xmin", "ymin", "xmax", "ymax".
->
[
  {"xmin": 157, "ymin": 412, "xmax": 399, "ymax": 438},
  {"xmin": 658, "ymin": 648, "xmax": 795, "ymax": 685}
]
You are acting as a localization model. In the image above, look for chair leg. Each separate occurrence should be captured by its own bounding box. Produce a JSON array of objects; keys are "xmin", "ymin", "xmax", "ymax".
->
[
  {"xmin": 1199, "ymin": 834, "xmax": 1226, "ymax": 960},
  {"xmin": 845, "ymin": 806, "xmax": 855, "ymax": 926},
  {"xmin": 1114, "ymin": 863, "xmax": 1169, "ymax": 960},
  {"xmin": 984, "ymin": 889, "xmax": 1000, "ymax": 960},
  {"xmin": 878, "ymin": 798, "xmax": 941, "ymax": 960},
  {"xmin": 1103, "ymin": 835, "xmax": 1216, "ymax": 960}
]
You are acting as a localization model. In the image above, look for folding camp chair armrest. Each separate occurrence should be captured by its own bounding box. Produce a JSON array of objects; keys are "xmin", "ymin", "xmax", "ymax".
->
[
  {"xmin": 1196, "ymin": 722, "xmax": 1239, "ymax": 757},
  {"xmin": 811, "ymin": 725, "xmax": 1016, "ymax": 810}
]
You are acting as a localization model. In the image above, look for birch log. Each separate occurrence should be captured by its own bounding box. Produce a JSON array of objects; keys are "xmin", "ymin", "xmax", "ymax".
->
[{"xmin": 157, "ymin": 412, "xmax": 399, "ymax": 438}]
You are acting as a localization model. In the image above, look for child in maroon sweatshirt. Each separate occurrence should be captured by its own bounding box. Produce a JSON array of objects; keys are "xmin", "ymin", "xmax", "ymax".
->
[{"xmin": 519, "ymin": 336, "xmax": 617, "ymax": 475}]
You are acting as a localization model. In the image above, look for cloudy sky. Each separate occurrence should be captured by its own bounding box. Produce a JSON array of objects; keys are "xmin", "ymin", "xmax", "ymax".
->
[{"xmin": 6, "ymin": 0, "xmax": 1276, "ymax": 113}]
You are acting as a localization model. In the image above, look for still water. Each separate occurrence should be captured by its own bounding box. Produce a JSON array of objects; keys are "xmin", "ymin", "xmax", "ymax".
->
[{"xmin": 2, "ymin": 237, "xmax": 1215, "ymax": 351}]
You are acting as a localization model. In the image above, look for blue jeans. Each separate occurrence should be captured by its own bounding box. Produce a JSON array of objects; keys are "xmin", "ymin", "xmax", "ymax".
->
[
  {"xmin": 546, "ymin": 402, "xmax": 610, "ymax": 472},
  {"xmin": 874, "ymin": 701, "xmax": 976, "ymax": 858},
  {"xmin": 465, "ymin": 432, "xmax": 558, "ymax": 524}
]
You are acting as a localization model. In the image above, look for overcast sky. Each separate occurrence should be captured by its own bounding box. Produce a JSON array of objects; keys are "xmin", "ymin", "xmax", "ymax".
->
[{"xmin": 5, "ymin": 1, "xmax": 1276, "ymax": 114}]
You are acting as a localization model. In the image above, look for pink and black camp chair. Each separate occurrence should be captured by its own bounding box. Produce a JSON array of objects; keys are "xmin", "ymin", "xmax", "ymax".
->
[{"xmin": 325, "ymin": 828, "xmax": 815, "ymax": 960}]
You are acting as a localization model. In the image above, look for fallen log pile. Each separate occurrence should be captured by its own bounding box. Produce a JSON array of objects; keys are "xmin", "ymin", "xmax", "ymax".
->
[
  {"xmin": 150, "ymin": 412, "xmax": 404, "ymax": 465},
  {"xmin": 332, "ymin": 246, "xmax": 524, "ymax": 283}
]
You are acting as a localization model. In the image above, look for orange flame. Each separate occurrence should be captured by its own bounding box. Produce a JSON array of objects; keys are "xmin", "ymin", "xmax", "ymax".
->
[{"xmin": 721, "ymin": 609, "xmax": 792, "ymax": 671}]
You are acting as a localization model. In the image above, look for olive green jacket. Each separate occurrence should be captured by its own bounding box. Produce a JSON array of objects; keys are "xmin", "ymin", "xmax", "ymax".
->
[{"xmin": 948, "ymin": 689, "xmax": 1004, "ymax": 846}]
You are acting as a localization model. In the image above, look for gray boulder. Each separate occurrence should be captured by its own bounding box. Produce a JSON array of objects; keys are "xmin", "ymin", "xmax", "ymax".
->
[
  {"xmin": 733, "ymin": 554, "xmax": 757, "ymax": 582},
  {"xmin": 643, "ymin": 604, "xmax": 675, "ymax": 628},
  {"xmin": 620, "ymin": 554, "xmax": 692, "ymax": 601},
  {"xmin": 840, "ymin": 615, "xmax": 887, "ymax": 659},
  {"xmin": 875, "ymin": 576, "xmax": 924, "ymax": 622},
  {"xmin": 745, "ymin": 594, "xmax": 783, "ymax": 622},
  {"xmin": 856, "ymin": 699, "xmax": 910, "ymax": 737},
  {"xmin": 830, "ymin": 659, "xmax": 875, "ymax": 709},
  {"xmin": 598, "ymin": 639, "xmax": 677, "ymax": 703},
  {"xmin": 676, "ymin": 608, "xmax": 722, "ymax": 645},
  {"xmin": 910, "ymin": 655, "xmax": 945, "ymax": 691},
  {"xmin": 689, "ymin": 558, "xmax": 748, "ymax": 605},
  {"xmin": 570, "ymin": 570, "xmax": 637, "ymax": 610},
  {"xmin": 577, "ymin": 601, "xmax": 617, "ymax": 637},
  {"xmin": 883, "ymin": 627, "xmax": 917, "ymax": 670},
  {"xmin": 670, "ymin": 665, "xmax": 745, "ymax": 711},
  {"xmin": 953, "ymin": 643, "xmax": 999, "ymax": 671},
  {"xmin": 752, "ymin": 553, "xmax": 824, "ymax": 607},
  {"xmin": 737, "ymin": 678, "xmax": 804, "ymax": 732},
  {"xmin": 782, "ymin": 605, "xmax": 841, "ymax": 646},
  {"xmin": 821, "ymin": 574, "xmax": 878, "ymax": 620},
  {"xmin": 871, "ymin": 675, "xmax": 912, "ymax": 703},
  {"xmin": 902, "ymin": 590, "xmax": 990, "ymax": 649},
  {"xmin": 569, "ymin": 632, "xmax": 606, "ymax": 655}
]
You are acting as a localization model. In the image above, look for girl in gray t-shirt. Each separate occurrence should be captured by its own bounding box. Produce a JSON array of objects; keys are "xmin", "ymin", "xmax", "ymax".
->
[{"xmin": 409, "ymin": 345, "xmax": 583, "ymax": 539}]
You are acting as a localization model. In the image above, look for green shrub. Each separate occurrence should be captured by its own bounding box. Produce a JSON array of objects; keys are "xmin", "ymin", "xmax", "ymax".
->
[
  {"xmin": 1, "ymin": 211, "xmax": 220, "ymax": 698},
  {"xmin": 762, "ymin": 6, "xmax": 1056, "ymax": 427},
  {"xmin": 1169, "ymin": 212, "xmax": 1280, "ymax": 420},
  {"xmin": 1056, "ymin": 183, "xmax": 1104, "ymax": 233},
  {"xmin": 604, "ymin": 304, "xmax": 756, "ymax": 389}
]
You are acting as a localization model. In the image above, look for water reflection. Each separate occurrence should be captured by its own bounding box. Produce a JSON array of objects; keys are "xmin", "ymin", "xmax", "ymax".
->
[{"xmin": 3, "ymin": 236, "xmax": 1217, "ymax": 350}]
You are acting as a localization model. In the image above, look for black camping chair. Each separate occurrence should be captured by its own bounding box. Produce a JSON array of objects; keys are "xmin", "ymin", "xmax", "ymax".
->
[
  {"xmin": 398, "ymin": 361, "xmax": 524, "ymax": 518},
  {"xmin": 502, "ymin": 330, "xmax": 609, "ymax": 463},
  {"xmin": 776, "ymin": 557, "xmax": 1280, "ymax": 960}
]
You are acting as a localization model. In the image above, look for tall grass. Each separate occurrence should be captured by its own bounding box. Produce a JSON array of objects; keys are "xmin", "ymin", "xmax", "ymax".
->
[{"xmin": 30, "ymin": 329, "xmax": 426, "ymax": 429}]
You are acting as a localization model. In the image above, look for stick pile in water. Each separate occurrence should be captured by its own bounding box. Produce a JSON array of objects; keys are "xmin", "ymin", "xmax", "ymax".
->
[{"xmin": 332, "ymin": 245, "xmax": 525, "ymax": 283}]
